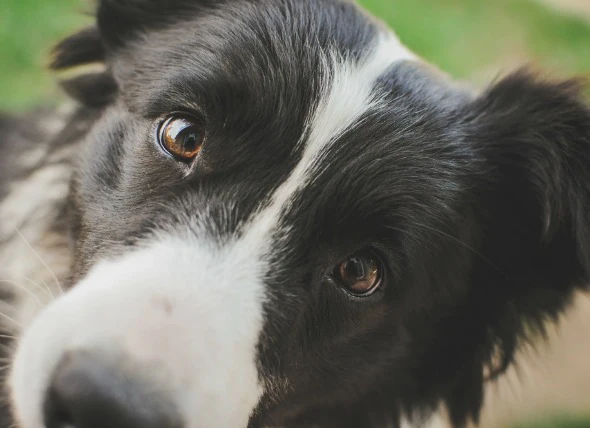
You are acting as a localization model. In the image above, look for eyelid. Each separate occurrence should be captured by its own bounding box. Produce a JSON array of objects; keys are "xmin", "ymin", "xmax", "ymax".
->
[{"xmin": 152, "ymin": 107, "xmax": 208, "ymax": 124}]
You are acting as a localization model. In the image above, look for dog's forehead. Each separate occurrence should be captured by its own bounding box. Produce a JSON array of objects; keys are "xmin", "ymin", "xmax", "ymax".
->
[
  {"xmin": 115, "ymin": 0, "xmax": 391, "ymax": 113},
  {"xmin": 91, "ymin": 0, "xmax": 473, "ymax": 253},
  {"xmin": 111, "ymin": 0, "xmax": 472, "ymax": 126}
]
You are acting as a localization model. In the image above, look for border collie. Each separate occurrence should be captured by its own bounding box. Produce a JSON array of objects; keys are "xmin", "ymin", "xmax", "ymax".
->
[{"xmin": 1, "ymin": 0, "xmax": 589, "ymax": 427}]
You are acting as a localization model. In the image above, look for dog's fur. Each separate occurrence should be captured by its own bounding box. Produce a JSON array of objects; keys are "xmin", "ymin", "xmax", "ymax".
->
[{"xmin": 1, "ymin": 1, "xmax": 589, "ymax": 427}]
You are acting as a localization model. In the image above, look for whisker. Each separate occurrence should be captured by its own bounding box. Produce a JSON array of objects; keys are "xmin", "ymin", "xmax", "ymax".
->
[
  {"xmin": 411, "ymin": 221, "xmax": 504, "ymax": 275},
  {"xmin": 0, "ymin": 312, "xmax": 22, "ymax": 331},
  {"xmin": 14, "ymin": 228, "xmax": 64, "ymax": 296},
  {"xmin": 0, "ymin": 267, "xmax": 55, "ymax": 300},
  {"xmin": 0, "ymin": 268, "xmax": 55, "ymax": 299},
  {"xmin": 0, "ymin": 300, "xmax": 22, "ymax": 330},
  {"xmin": 0, "ymin": 280, "xmax": 43, "ymax": 308},
  {"xmin": 0, "ymin": 335, "xmax": 16, "ymax": 340},
  {"xmin": 47, "ymin": 275, "xmax": 64, "ymax": 297},
  {"xmin": 387, "ymin": 222, "xmax": 506, "ymax": 278},
  {"xmin": 27, "ymin": 276, "xmax": 55, "ymax": 300},
  {"xmin": 0, "ymin": 300, "xmax": 19, "ymax": 314}
]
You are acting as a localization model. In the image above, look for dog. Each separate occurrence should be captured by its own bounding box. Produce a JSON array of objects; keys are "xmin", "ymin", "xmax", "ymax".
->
[{"xmin": 1, "ymin": 0, "xmax": 589, "ymax": 427}]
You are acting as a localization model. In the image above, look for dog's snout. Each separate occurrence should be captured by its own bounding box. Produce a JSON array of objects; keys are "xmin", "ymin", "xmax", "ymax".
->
[{"xmin": 43, "ymin": 351, "xmax": 181, "ymax": 428}]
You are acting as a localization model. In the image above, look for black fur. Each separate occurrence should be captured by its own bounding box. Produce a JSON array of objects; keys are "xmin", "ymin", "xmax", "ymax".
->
[
  {"xmin": 2, "ymin": 1, "xmax": 589, "ymax": 427},
  {"xmin": 50, "ymin": 27, "xmax": 105, "ymax": 70},
  {"xmin": 51, "ymin": 27, "xmax": 117, "ymax": 106}
]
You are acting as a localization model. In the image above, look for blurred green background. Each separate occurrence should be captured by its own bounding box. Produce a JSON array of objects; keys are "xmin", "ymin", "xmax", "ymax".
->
[
  {"xmin": 1, "ymin": 0, "xmax": 590, "ymax": 112},
  {"xmin": 0, "ymin": 0, "xmax": 589, "ymax": 427}
]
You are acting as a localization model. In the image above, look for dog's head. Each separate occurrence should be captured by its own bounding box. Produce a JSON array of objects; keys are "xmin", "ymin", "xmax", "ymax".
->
[{"xmin": 9, "ymin": 0, "xmax": 590, "ymax": 427}]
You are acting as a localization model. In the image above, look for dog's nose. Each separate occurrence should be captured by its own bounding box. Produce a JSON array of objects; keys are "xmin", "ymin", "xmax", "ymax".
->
[{"xmin": 43, "ymin": 351, "xmax": 181, "ymax": 428}]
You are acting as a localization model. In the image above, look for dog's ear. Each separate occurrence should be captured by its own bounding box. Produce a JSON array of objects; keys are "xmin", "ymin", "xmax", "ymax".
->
[
  {"xmin": 51, "ymin": 1, "xmax": 217, "ymax": 106},
  {"xmin": 465, "ymin": 70, "xmax": 590, "ymax": 379},
  {"xmin": 50, "ymin": 27, "xmax": 118, "ymax": 107}
]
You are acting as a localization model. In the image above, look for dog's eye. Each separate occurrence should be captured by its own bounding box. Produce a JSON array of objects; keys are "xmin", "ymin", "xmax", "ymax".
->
[
  {"xmin": 158, "ymin": 115, "xmax": 205, "ymax": 161},
  {"xmin": 334, "ymin": 250, "xmax": 383, "ymax": 296}
]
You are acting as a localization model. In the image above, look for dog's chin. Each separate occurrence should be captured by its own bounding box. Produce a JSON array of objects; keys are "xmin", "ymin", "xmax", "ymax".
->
[{"xmin": 9, "ymin": 238, "xmax": 265, "ymax": 428}]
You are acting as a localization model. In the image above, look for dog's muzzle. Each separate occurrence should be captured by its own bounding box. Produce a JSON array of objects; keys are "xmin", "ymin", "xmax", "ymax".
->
[{"xmin": 10, "ymin": 238, "xmax": 265, "ymax": 428}]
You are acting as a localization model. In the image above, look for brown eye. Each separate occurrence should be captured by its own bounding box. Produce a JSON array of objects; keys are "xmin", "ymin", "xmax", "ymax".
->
[
  {"xmin": 334, "ymin": 250, "xmax": 383, "ymax": 296},
  {"xmin": 158, "ymin": 115, "xmax": 205, "ymax": 161}
]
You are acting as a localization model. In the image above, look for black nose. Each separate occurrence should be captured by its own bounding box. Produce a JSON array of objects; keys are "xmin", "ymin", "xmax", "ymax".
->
[{"xmin": 44, "ymin": 351, "xmax": 181, "ymax": 428}]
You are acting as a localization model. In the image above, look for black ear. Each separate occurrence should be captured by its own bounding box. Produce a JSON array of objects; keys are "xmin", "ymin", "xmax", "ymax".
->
[
  {"xmin": 50, "ymin": 27, "xmax": 118, "ymax": 107},
  {"xmin": 52, "ymin": 1, "xmax": 216, "ymax": 105},
  {"xmin": 466, "ymin": 70, "xmax": 590, "ymax": 377}
]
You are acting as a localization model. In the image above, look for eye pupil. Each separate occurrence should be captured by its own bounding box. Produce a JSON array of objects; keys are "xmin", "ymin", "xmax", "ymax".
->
[
  {"xmin": 158, "ymin": 115, "xmax": 204, "ymax": 161},
  {"xmin": 335, "ymin": 251, "xmax": 382, "ymax": 296},
  {"xmin": 343, "ymin": 257, "xmax": 365, "ymax": 280},
  {"xmin": 181, "ymin": 132, "xmax": 199, "ymax": 150}
]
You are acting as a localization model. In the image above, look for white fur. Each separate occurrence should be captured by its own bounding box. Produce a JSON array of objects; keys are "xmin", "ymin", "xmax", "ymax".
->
[
  {"xmin": 400, "ymin": 409, "xmax": 451, "ymax": 428},
  {"xmin": 0, "ymin": 166, "xmax": 69, "ymax": 236},
  {"xmin": 9, "ymin": 31, "xmax": 415, "ymax": 428},
  {"xmin": 251, "ymin": 33, "xmax": 415, "ymax": 247},
  {"xmin": 11, "ymin": 237, "xmax": 265, "ymax": 428},
  {"xmin": 0, "ymin": 161, "xmax": 73, "ymax": 331}
]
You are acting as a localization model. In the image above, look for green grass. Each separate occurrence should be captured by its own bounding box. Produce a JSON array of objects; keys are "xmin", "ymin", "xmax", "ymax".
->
[
  {"xmin": 1, "ymin": 0, "xmax": 589, "ymax": 111},
  {"xmin": 0, "ymin": 0, "xmax": 589, "ymax": 111},
  {"xmin": 513, "ymin": 415, "xmax": 590, "ymax": 428},
  {"xmin": 0, "ymin": 1, "xmax": 589, "ymax": 427},
  {"xmin": 360, "ymin": 0, "xmax": 590, "ymax": 81},
  {"xmin": 0, "ymin": 0, "xmax": 91, "ymax": 110}
]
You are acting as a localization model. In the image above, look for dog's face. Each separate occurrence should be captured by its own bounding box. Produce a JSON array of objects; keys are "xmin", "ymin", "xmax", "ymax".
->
[{"xmin": 7, "ymin": 1, "xmax": 590, "ymax": 427}]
